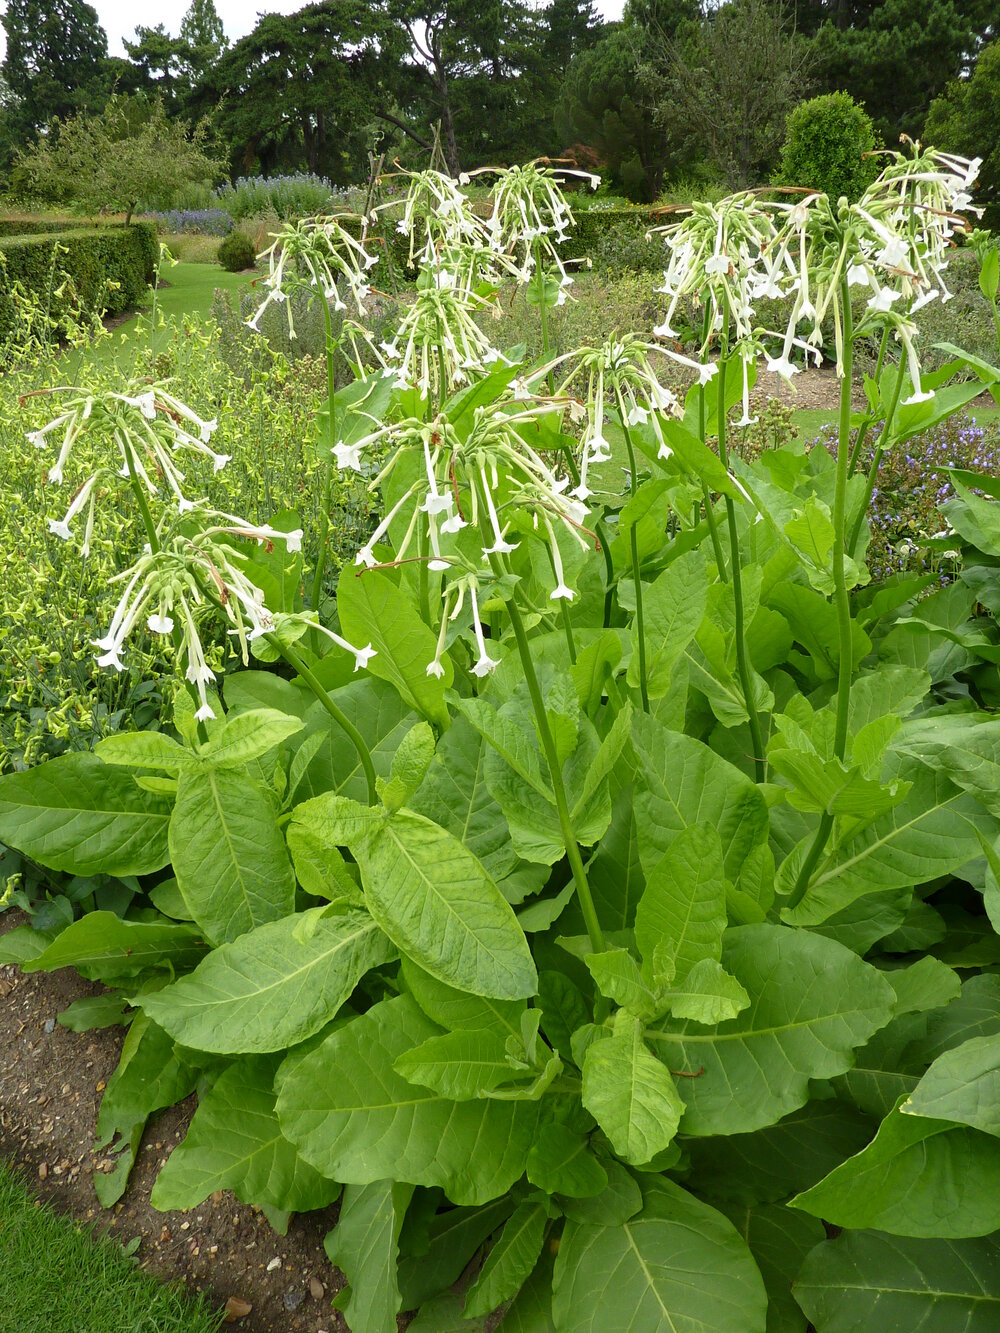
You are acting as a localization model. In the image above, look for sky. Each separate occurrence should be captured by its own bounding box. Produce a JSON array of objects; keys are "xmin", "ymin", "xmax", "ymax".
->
[{"xmin": 0, "ymin": 0, "xmax": 627, "ymax": 61}]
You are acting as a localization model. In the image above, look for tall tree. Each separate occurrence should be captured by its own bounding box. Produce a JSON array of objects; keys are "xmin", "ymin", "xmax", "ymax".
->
[
  {"xmin": 1, "ymin": 0, "xmax": 109, "ymax": 139},
  {"xmin": 194, "ymin": 1, "xmax": 398, "ymax": 179},
  {"xmin": 124, "ymin": 26, "xmax": 188, "ymax": 106},
  {"xmin": 926, "ymin": 36, "xmax": 1000, "ymax": 225},
  {"xmin": 178, "ymin": 0, "xmax": 229, "ymax": 88}
]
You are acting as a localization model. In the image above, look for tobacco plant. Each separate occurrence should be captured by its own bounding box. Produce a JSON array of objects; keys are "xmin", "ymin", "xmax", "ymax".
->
[{"xmin": 5, "ymin": 151, "xmax": 1000, "ymax": 1331}]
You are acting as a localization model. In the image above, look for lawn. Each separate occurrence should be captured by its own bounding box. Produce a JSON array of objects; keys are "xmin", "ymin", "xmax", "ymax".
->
[{"xmin": 0, "ymin": 1162, "xmax": 221, "ymax": 1333}]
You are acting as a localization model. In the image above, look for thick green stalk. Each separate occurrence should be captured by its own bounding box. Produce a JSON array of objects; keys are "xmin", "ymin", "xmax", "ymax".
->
[
  {"xmin": 534, "ymin": 239, "xmax": 555, "ymax": 395},
  {"xmin": 310, "ymin": 297, "xmax": 338, "ymax": 615},
  {"xmin": 696, "ymin": 306, "xmax": 728, "ymax": 580},
  {"xmin": 846, "ymin": 326, "xmax": 889, "ymax": 480},
  {"xmin": 787, "ymin": 275, "xmax": 857, "ymax": 909},
  {"xmin": 490, "ymin": 553, "xmax": 605, "ymax": 955},
  {"xmin": 269, "ymin": 636, "xmax": 378, "ymax": 805},
  {"xmin": 617, "ymin": 392, "xmax": 649, "ymax": 712},
  {"xmin": 715, "ymin": 320, "xmax": 764, "ymax": 783}
]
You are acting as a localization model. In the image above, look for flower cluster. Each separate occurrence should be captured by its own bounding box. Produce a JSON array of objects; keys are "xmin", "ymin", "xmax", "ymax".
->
[
  {"xmin": 249, "ymin": 215, "xmax": 378, "ymax": 337},
  {"xmin": 26, "ymin": 383, "xmax": 225, "ymax": 552}
]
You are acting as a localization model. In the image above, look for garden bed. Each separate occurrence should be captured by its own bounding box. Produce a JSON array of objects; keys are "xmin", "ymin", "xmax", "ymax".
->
[{"xmin": 0, "ymin": 912, "xmax": 346, "ymax": 1333}]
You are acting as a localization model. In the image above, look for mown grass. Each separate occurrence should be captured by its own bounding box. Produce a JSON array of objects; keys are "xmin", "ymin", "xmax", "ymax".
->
[{"xmin": 0, "ymin": 1161, "xmax": 222, "ymax": 1333}]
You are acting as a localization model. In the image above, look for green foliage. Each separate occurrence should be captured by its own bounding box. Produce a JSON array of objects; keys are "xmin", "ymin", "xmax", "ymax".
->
[
  {"xmin": 0, "ymin": 223, "xmax": 157, "ymax": 344},
  {"xmin": 926, "ymin": 37, "xmax": 1000, "ymax": 227},
  {"xmin": 778, "ymin": 92, "xmax": 881, "ymax": 202},
  {"xmin": 216, "ymin": 229, "xmax": 256, "ymax": 272}
]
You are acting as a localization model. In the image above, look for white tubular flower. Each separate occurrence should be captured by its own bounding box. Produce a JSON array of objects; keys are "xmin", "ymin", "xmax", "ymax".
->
[
  {"xmin": 250, "ymin": 214, "xmax": 376, "ymax": 335},
  {"xmin": 47, "ymin": 472, "xmax": 100, "ymax": 544},
  {"xmin": 468, "ymin": 579, "xmax": 500, "ymax": 677}
]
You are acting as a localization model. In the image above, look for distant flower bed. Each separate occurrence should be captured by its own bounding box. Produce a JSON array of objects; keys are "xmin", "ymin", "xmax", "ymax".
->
[
  {"xmin": 213, "ymin": 173, "xmax": 347, "ymax": 222},
  {"xmin": 149, "ymin": 208, "xmax": 233, "ymax": 236}
]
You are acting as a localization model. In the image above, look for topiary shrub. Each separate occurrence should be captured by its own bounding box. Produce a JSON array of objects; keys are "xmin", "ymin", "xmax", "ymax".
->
[
  {"xmin": 777, "ymin": 92, "xmax": 881, "ymax": 203},
  {"xmin": 217, "ymin": 230, "xmax": 257, "ymax": 272}
]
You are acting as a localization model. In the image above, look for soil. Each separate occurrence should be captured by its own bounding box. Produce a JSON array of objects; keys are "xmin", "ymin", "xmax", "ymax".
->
[{"xmin": 0, "ymin": 909, "xmax": 348, "ymax": 1333}]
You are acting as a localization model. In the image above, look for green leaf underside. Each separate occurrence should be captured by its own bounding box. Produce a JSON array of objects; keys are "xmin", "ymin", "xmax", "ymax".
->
[
  {"xmin": 140, "ymin": 909, "xmax": 396, "ymax": 1054},
  {"xmin": 275, "ymin": 996, "xmax": 542, "ymax": 1205}
]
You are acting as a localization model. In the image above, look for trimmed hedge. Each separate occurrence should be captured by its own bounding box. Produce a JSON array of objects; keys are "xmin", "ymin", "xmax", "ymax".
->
[
  {"xmin": 0, "ymin": 216, "xmax": 94, "ymax": 238},
  {"xmin": 0, "ymin": 222, "xmax": 157, "ymax": 340}
]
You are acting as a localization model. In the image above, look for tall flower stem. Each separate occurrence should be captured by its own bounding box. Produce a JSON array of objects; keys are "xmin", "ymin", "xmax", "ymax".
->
[
  {"xmin": 788, "ymin": 274, "xmax": 857, "ymax": 908},
  {"xmin": 269, "ymin": 636, "xmax": 378, "ymax": 805},
  {"xmin": 534, "ymin": 240, "xmax": 555, "ymax": 396},
  {"xmin": 697, "ymin": 307, "xmax": 728, "ymax": 579},
  {"xmin": 846, "ymin": 326, "xmax": 889, "ymax": 479},
  {"xmin": 310, "ymin": 297, "xmax": 339, "ymax": 617},
  {"xmin": 489, "ymin": 552, "xmax": 605, "ymax": 956},
  {"xmin": 616, "ymin": 391, "xmax": 649, "ymax": 712},
  {"xmin": 122, "ymin": 441, "xmax": 207, "ymax": 743},
  {"xmin": 714, "ymin": 313, "xmax": 764, "ymax": 783}
]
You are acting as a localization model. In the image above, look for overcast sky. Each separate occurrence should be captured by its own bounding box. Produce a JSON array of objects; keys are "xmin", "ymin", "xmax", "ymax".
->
[{"xmin": 1, "ymin": 1, "xmax": 626, "ymax": 61}]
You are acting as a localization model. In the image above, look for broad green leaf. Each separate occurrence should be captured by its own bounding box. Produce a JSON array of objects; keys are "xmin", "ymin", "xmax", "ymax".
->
[
  {"xmin": 410, "ymin": 717, "xmax": 516, "ymax": 880},
  {"xmin": 151, "ymin": 1056, "xmax": 339, "ymax": 1219},
  {"xmin": 199, "ymin": 707, "xmax": 304, "ymax": 767},
  {"xmin": 664, "ymin": 958, "xmax": 750, "ymax": 1025},
  {"xmin": 223, "ymin": 670, "xmax": 307, "ymax": 717},
  {"xmin": 882, "ymin": 955, "xmax": 961, "ymax": 1016},
  {"xmin": 571, "ymin": 630, "xmax": 625, "ymax": 717},
  {"xmin": 169, "ymin": 765, "xmax": 295, "ymax": 945},
  {"xmin": 95, "ymin": 731, "xmax": 191, "ymax": 772},
  {"xmin": 570, "ymin": 788, "xmax": 644, "ymax": 932},
  {"xmin": 582, "ymin": 1017, "xmax": 684, "ymax": 1165},
  {"xmin": 285, "ymin": 821, "xmax": 360, "ymax": 901},
  {"xmin": 892, "ymin": 714, "xmax": 1000, "ymax": 817},
  {"xmin": 95, "ymin": 1015, "xmax": 202, "ymax": 1206},
  {"xmin": 630, "ymin": 548, "xmax": 707, "ymax": 697},
  {"xmin": 791, "ymin": 1096, "xmax": 1000, "ymax": 1237},
  {"xmin": 324, "ymin": 1180, "xmax": 413, "ymax": 1333},
  {"xmin": 465, "ymin": 1201, "xmax": 548, "ymax": 1318},
  {"xmin": 781, "ymin": 768, "xmax": 990, "ymax": 927},
  {"xmin": 847, "ymin": 665, "xmax": 930, "ymax": 735},
  {"xmin": 400, "ymin": 957, "xmax": 525, "ymax": 1038},
  {"xmin": 980, "ymin": 246, "xmax": 1000, "ymax": 301},
  {"xmin": 720, "ymin": 1201, "xmax": 823, "ymax": 1333},
  {"xmin": 685, "ymin": 1100, "xmax": 876, "ymax": 1206},
  {"xmin": 394, "ymin": 1029, "xmax": 531, "ymax": 1100},
  {"xmin": 297, "ymin": 677, "xmax": 415, "ymax": 804},
  {"xmin": 311, "ymin": 796, "xmax": 536, "ymax": 1000},
  {"xmin": 57, "ymin": 993, "xmax": 130, "ymax": 1032},
  {"xmin": 646, "ymin": 925, "xmax": 895, "ymax": 1135},
  {"xmin": 584, "ymin": 947, "xmax": 657, "ymax": 1016},
  {"xmin": 552, "ymin": 1177, "xmax": 767, "ymax": 1332},
  {"xmin": 338, "ymin": 568, "xmax": 451, "ymax": 728},
  {"xmin": 903, "ymin": 1034, "xmax": 1000, "ymax": 1135},
  {"xmin": 140, "ymin": 909, "xmax": 395, "ymax": 1054},
  {"xmin": 631, "ymin": 713, "xmax": 769, "ymax": 884},
  {"xmin": 794, "ymin": 1229, "xmax": 1000, "ymax": 1332},
  {"xmin": 536, "ymin": 970, "xmax": 590, "ymax": 1062},
  {"xmin": 397, "ymin": 1198, "xmax": 516, "ymax": 1309},
  {"xmin": 634, "ymin": 823, "xmax": 728, "ymax": 983},
  {"xmin": 525, "ymin": 1123, "xmax": 608, "ymax": 1199},
  {"xmin": 23, "ymin": 912, "xmax": 204, "ymax": 983},
  {"xmin": 0, "ymin": 752, "xmax": 172, "ymax": 876},
  {"xmin": 275, "ymin": 996, "xmax": 542, "ymax": 1205},
  {"xmin": 497, "ymin": 1248, "xmax": 556, "ymax": 1332}
]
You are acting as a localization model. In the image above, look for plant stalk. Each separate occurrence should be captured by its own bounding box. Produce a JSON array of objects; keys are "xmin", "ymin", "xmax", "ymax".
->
[
  {"xmin": 490, "ymin": 553, "xmax": 605, "ymax": 955},
  {"xmin": 617, "ymin": 391, "xmax": 649, "ymax": 712},
  {"xmin": 847, "ymin": 354, "xmax": 905, "ymax": 557},
  {"xmin": 310, "ymin": 296, "xmax": 338, "ymax": 616},
  {"xmin": 788, "ymin": 273, "xmax": 857, "ymax": 908}
]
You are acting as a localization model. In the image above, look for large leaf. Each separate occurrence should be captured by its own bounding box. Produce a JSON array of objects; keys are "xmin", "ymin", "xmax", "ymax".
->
[
  {"xmin": 169, "ymin": 764, "xmax": 295, "ymax": 945},
  {"xmin": 791, "ymin": 1096, "xmax": 1000, "ymax": 1237},
  {"xmin": 394, "ymin": 1029, "xmax": 531, "ymax": 1100},
  {"xmin": 0, "ymin": 752, "xmax": 171, "ymax": 876},
  {"xmin": 400, "ymin": 957, "xmax": 526, "ymax": 1038},
  {"xmin": 903, "ymin": 1034, "xmax": 1000, "ymax": 1134},
  {"xmin": 294, "ymin": 795, "xmax": 536, "ymax": 1000},
  {"xmin": 631, "ymin": 713, "xmax": 769, "ymax": 884},
  {"xmin": 338, "ymin": 568, "xmax": 451, "ymax": 728},
  {"xmin": 324, "ymin": 1180, "xmax": 414, "ymax": 1333},
  {"xmin": 552, "ymin": 1177, "xmax": 767, "ymax": 1332},
  {"xmin": 582, "ymin": 1017, "xmax": 683, "ymax": 1165},
  {"xmin": 410, "ymin": 716, "xmax": 516, "ymax": 880},
  {"xmin": 140, "ymin": 908, "xmax": 395, "ymax": 1054},
  {"xmin": 719, "ymin": 1202, "xmax": 824, "ymax": 1333},
  {"xmin": 646, "ymin": 925, "xmax": 895, "ymax": 1135},
  {"xmin": 150, "ymin": 1056, "xmax": 339, "ymax": 1219},
  {"xmin": 465, "ymin": 1200, "xmax": 548, "ymax": 1318},
  {"xmin": 397, "ymin": 1198, "xmax": 516, "ymax": 1309},
  {"xmin": 22, "ymin": 912, "xmax": 205, "ymax": 982},
  {"xmin": 275, "ymin": 996, "xmax": 542, "ymax": 1205},
  {"xmin": 793, "ymin": 1230, "xmax": 1000, "ymax": 1332},
  {"xmin": 781, "ymin": 767, "xmax": 989, "ymax": 927},
  {"xmin": 630, "ymin": 548, "xmax": 708, "ymax": 698},
  {"xmin": 634, "ymin": 823, "xmax": 727, "ymax": 982},
  {"xmin": 685, "ymin": 1100, "xmax": 876, "ymax": 1206},
  {"xmin": 297, "ymin": 677, "xmax": 415, "ymax": 804}
]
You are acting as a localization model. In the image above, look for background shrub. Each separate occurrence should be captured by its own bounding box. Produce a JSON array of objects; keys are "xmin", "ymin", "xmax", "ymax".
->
[
  {"xmin": 0, "ymin": 223, "xmax": 157, "ymax": 342},
  {"xmin": 217, "ymin": 230, "xmax": 257, "ymax": 272},
  {"xmin": 777, "ymin": 92, "xmax": 882, "ymax": 202},
  {"xmin": 213, "ymin": 173, "xmax": 345, "ymax": 222},
  {"xmin": 148, "ymin": 208, "xmax": 233, "ymax": 236}
]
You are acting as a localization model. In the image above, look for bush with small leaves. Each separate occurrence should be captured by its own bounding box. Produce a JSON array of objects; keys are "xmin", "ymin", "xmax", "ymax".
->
[
  {"xmin": 217, "ymin": 230, "xmax": 257, "ymax": 273},
  {"xmin": 778, "ymin": 92, "xmax": 882, "ymax": 202}
]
